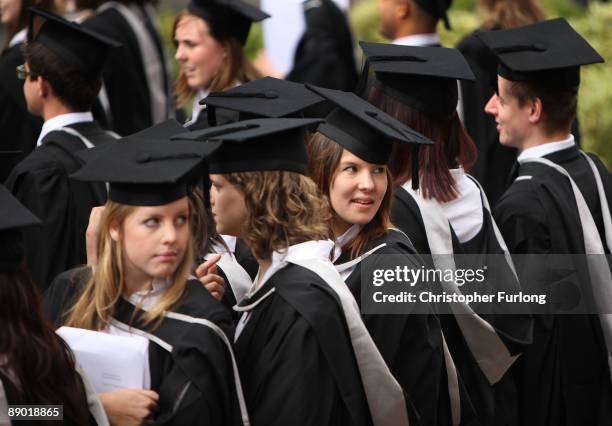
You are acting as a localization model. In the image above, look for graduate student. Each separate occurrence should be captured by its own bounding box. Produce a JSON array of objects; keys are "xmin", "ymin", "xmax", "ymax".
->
[
  {"xmin": 305, "ymin": 84, "xmax": 459, "ymax": 425},
  {"xmin": 5, "ymin": 8, "xmax": 120, "ymax": 290},
  {"xmin": 82, "ymin": 0, "xmax": 171, "ymax": 135},
  {"xmin": 173, "ymin": 0, "xmax": 268, "ymax": 128},
  {"xmin": 480, "ymin": 18, "xmax": 612, "ymax": 425},
  {"xmin": 44, "ymin": 137, "xmax": 249, "ymax": 426},
  {"xmin": 360, "ymin": 42, "xmax": 533, "ymax": 425},
  {"xmin": 0, "ymin": 0, "xmax": 48, "ymax": 182},
  {"xmin": 0, "ymin": 185, "xmax": 107, "ymax": 426},
  {"xmin": 175, "ymin": 117, "xmax": 410, "ymax": 426}
]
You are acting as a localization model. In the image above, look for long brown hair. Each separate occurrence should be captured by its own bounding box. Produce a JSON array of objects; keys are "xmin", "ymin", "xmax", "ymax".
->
[
  {"xmin": 368, "ymin": 86, "xmax": 478, "ymax": 203},
  {"xmin": 173, "ymin": 10, "xmax": 262, "ymax": 108},
  {"xmin": 307, "ymin": 132, "xmax": 394, "ymax": 259},
  {"xmin": 65, "ymin": 200, "xmax": 194, "ymax": 331},
  {"xmin": 0, "ymin": 267, "xmax": 90, "ymax": 424},
  {"xmin": 478, "ymin": 0, "xmax": 546, "ymax": 30},
  {"xmin": 224, "ymin": 171, "xmax": 331, "ymax": 260}
]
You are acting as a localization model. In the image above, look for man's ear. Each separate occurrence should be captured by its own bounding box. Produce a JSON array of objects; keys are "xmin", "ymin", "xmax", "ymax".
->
[
  {"xmin": 37, "ymin": 76, "xmax": 51, "ymax": 99},
  {"xmin": 528, "ymin": 97, "xmax": 543, "ymax": 124},
  {"xmin": 396, "ymin": 0, "xmax": 411, "ymax": 19}
]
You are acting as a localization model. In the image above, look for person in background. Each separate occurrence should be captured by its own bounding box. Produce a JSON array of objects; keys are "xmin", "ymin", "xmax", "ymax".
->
[
  {"xmin": 44, "ymin": 135, "xmax": 248, "ymax": 426},
  {"xmin": 0, "ymin": 184, "xmax": 107, "ymax": 426},
  {"xmin": 0, "ymin": 0, "xmax": 49, "ymax": 182},
  {"xmin": 457, "ymin": 0, "xmax": 546, "ymax": 205},
  {"xmin": 173, "ymin": 0, "xmax": 268, "ymax": 129},
  {"xmin": 81, "ymin": 0, "xmax": 172, "ymax": 135},
  {"xmin": 481, "ymin": 18, "xmax": 612, "ymax": 425},
  {"xmin": 5, "ymin": 8, "xmax": 120, "ymax": 290},
  {"xmin": 377, "ymin": 0, "xmax": 452, "ymax": 47}
]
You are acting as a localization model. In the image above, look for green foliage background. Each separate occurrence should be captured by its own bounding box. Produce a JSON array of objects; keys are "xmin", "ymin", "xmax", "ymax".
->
[{"xmin": 160, "ymin": 0, "xmax": 611, "ymax": 164}]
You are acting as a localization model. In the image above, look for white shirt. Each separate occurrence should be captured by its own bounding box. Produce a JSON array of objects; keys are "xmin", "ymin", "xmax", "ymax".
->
[
  {"xmin": 393, "ymin": 33, "xmax": 441, "ymax": 47},
  {"xmin": 186, "ymin": 89, "xmax": 209, "ymax": 126},
  {"xmin": 235, "ymin": 240, "xmax": 335, "ymax": 339},
  {"xmin": 8, "ymin": 29, "xmax": 27, "ymax": 48},
  {"xmin": 36, "ymin": 112, "xmax": 94, "ymax": 147},
  {"xmin": 219, "ymin": 235, "xmax": 238, "ymax": 253},
  {"xmin": 332, "ymin": 225, "xmax": 361, "ymax": 279},
  {"xmin": 517, "ymin": 135, "xmax": 575, "ymax": 164}
]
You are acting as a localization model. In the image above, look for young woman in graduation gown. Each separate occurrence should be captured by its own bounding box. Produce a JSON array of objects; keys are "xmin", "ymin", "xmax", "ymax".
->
[
  {"xmin": 43, "ymin": 138, "xmax": 249, "ymax": 426},
  {"xmin": 174, "ymin": 117, "xmax": 411, "ymax": 426},
  {"xmin": 173, "ymin": 0, "xmax": 267, "ymax": 129},
  {"xmin": 305, "ymin": 85, "xmax": 460, "ymax": 426},
  {"xmin": 0, "ymin": 185, "xmax": 106, "ymax": 426},
  {"xmin": 360, "ymin": 42, "xmax": 533, "ymax": 426}
]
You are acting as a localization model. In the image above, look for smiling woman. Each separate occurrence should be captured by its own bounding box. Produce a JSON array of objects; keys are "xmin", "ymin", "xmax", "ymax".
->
[{"xmin": 172, "ymin": 0, "xmax": 267, "ymax": 128}]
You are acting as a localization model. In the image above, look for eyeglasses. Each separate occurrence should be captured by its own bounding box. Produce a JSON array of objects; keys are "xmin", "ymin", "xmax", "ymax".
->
[{"xmin": 16, "ymin": 64, "xmax": 40, "ymax": 80}]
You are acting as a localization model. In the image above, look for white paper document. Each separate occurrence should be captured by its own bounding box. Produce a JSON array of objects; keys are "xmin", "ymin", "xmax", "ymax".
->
[{"xmin": 57, "ymin": 326, "xmax": 150, "ymax": 393}]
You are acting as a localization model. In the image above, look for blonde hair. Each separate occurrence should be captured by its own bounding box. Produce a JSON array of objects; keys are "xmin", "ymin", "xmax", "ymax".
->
[
  {"xmin": 478, "ymin": 0, "xmax": 546, "ymax": 30},
  {"xmin": 65, "ymin": 201, "xmax": 194, "ymax": 331},
  {"xmin": 173, "ymin": 10, "xmax": 262, "ymax": 108},
  {"xmin": 224, "ymin": 171, "xmax": 332, "ymax": 260}
]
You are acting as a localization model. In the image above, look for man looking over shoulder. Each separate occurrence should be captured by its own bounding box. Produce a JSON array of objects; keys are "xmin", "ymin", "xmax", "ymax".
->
[{"xmin": 6, "ymin": 7, "xmax": 121, "ymax": 290}]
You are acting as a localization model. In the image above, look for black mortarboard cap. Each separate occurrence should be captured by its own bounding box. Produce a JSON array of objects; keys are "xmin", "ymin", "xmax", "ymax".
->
[
  {"xmin": 201, "ymin": 77, "xmax": 325, "ymax": 124},
  {"xmin": 360, "ymin": 42, "xmax": 475, "ymax": 117},
  {"xmin": 475, "ymin": 18, "xmax": 604, "ymax": 90},
  {"xmin": 172, "ymin": 118, "xmax": 323, "ymax": 174},
  {"xmin": 28, "ymin": 7, "xmax": 121, "ymax": 80},
  {"xmin": 305, "ymin": 84, "xmax": 433, "ymax": 164},
  {"xmin": 187, "ymin": 0, "xmax": 269, "ymax": 45},
  {"xmin": 0, "ymin": 185, "xmax": 41, "ymax": 273},
  {"xmin": 71, "ymin": 120, "xmax": 221, "ymax": 206},
  {"xmin": 413, "ymin": 0, "xmax": 452, "ymax": 29}
]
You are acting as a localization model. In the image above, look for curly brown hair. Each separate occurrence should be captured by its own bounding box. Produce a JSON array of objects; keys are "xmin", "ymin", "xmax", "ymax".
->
[{"xmin": 224, "ymin": 171, "xmax": 332, "ymax": 260}]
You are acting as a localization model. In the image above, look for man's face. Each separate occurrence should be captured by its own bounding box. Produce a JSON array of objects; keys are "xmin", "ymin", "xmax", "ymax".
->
[
  {"xmin": 378, "ymin": 0, "xmax": 399, "ymax": 40},
  {"xmin": 22, "ymin": 63, "xmax": 43, "ymax": 117},
  {"xmin": 484, "ymin": 76, "xmax": 533, "ymax": 149}
]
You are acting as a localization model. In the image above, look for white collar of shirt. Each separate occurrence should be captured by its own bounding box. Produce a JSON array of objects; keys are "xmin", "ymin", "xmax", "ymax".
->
[
  {"xmin": 8, "ymin": 29, "xmax": 27, "ymax": 48},
  {"xmin": 393, "ymin": 33, "xmax": 440, "ymax": 47},
  {"xmin": 189, "ymin": 89, "xmax": 210, "ymax": 124},
  {"xmin": 333, "ymin": 224, "xmax": 361, "ymax": 262},
  {"xmin": 125, "ymin": 278, "xmax": 170, "ymax": 311},
  {"xmin": 253, "ymin": 240, "xmax": 334, "ymax": 292},
  {"xmin": 517, "ymin": 135, "xmax": 575, "ymax": 164},
  {"xmin": 37, "ymin": 112, "xmax": 94, "ymax": 147},
  {"xmin": 220, "ymin": 235, "xmax": 237, "ymax": 253}
]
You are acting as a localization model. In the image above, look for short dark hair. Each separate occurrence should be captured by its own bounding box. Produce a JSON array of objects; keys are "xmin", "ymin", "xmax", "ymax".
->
[
  {"xmin": 23, "ymin": 41, "xmax": 102, "ymax": 111},
  {"xmin": 509, "ymin": 81, "xmax": 577, "ymax": 135}
]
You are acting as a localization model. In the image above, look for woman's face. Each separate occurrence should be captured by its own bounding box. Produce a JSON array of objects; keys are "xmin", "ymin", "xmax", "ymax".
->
[
  {"xmin": 174, "ymin": 16, "xmax": 226, "ymax": 92},
  {"xmin": 0, "ymin": 0, "xmax": 21, "ymax": 26},
  {"xmin": 209, "ymin": 174, "xmax": 248, "ymax": 237},
  {"xmin": 329, "ymin": 149, "xmax": 388, "ymax": 234},
  {"xmin": 111, "ymin": 197, "xmax": 191, "ymax": 281}
]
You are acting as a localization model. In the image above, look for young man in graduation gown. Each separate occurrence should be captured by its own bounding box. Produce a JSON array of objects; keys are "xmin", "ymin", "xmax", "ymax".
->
[
  {"xmin": 5, "ymin": 8, "xmax": 121, "ymax": 290},
  {"xmin": 377, "ymin": 0, "xmax": 451, "ymax": 47},
  {"xmin": 481, "ymin": 18, "xmax": 612, "ymax": 425}
]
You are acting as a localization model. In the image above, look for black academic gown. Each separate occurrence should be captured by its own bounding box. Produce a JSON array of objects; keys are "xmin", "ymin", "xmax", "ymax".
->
[
  {"xmin": 457, "ymin": 30, "xmax": 581, "ymax": 205},
  {"xmin": 286, "ymin": 0, "xmax": 358, "ymax": 92},
  {"xmin": 493, "ymin": 145, "xmax": 612, "ymax": 426},
  {"xmin": 83, "ymin": 4, "xmax": 169, "ymax": 136},
  {"xmin": 334, "ymin": 230, "xmax": 455, "ymax": 426},
  {"xmin": 44, "ymin": 267, "xmax": 246, "ymax": 426},
  {"xmin": 391, "ymin": 182, "xmax": 533, "ymax": 426},
  {"xmin": 0, "ymin": 43, "xmax": 43, "ymax": 182},
  {"xmin": 5, "ymin": 122, "xmax": 115, "ymax": 290},
  {"xmin": 234, "ymin": 263, "xmax": 373, "ymax": 426}
]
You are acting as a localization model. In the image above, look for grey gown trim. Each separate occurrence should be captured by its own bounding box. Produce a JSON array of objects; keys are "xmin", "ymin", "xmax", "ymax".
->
[
  {"xmin": 205, "ymin": 252, "xmax": 253, "ymax": 304},
  {"xmin": 521, "ymin": 155, "xmax": 612, "ymax": 380},
  {"xmin": 289, "ymin": 258, "xmax": 410, "ymax": 426},
  {"xmin": 402, "ymin": 184, "xmax": 519, "ymax": 385}
]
